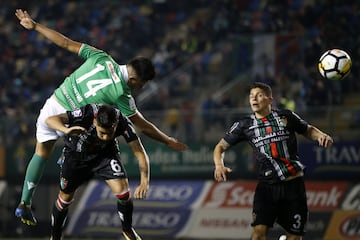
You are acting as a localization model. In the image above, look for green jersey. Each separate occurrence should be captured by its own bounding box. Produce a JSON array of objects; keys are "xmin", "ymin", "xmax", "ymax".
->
[{"xmin": 54, "ymin": 44, "xmax": 137, "ymax": 116}]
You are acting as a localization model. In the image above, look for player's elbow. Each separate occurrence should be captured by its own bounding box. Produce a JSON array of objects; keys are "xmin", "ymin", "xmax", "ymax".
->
[{"xmin": 62, "ymin": 38, "xmax": 81, "ymax": 53}]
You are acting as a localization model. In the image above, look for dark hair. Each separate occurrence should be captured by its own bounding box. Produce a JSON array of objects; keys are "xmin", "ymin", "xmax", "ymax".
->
[
  {"xmin": 249, "ymin": 82, "xmax": 272, "ymax": 97},
  {"xmin": 128, "ymin": 56, "xmax": 156, "ymax": 82},
  {"xmin": 96, "ymin": 105, "xmax": 118, "ymax": 128}
]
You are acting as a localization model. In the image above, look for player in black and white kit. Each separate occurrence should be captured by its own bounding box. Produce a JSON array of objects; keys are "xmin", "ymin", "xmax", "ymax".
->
[
  {"xmin": 45, "ymin": 104, "xmax": 148, "ymax": 240},
  {"xmin": 213, "ymin": 82, "xmax": 333, "ymax": 240}
]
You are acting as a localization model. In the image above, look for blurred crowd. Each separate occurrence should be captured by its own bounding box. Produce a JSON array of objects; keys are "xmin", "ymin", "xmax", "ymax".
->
[
  {"xmin": 1, "ymin": 0, "xmax": 360, "ymax": 144},
  {"xmin": 0, "ymin": 0, "xmax": 207, "ymax": 143}
]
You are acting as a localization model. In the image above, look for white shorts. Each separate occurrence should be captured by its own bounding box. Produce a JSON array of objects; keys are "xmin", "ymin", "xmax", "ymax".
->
[{"xmin": 36, "ymin": 96, "xmax": 67, "ymax": 143}]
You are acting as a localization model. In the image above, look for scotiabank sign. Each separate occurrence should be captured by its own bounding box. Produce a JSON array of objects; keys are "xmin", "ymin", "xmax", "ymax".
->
[
  {"xmin": 205, "ymin": 181, "xmax": 349, "ymax": 211},
  {"xmin": 305, "ymin": 181, "xmax": 348, "ymax": 210},
  {"xmin": 201, "ymin": 181, "xmax": 257, "ymax": 208}
]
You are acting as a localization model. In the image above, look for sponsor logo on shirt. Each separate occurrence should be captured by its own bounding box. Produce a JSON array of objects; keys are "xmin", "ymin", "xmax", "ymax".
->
[{"xmin": 72, "ymin": 109, "xmax": 83, "ymax": 117}]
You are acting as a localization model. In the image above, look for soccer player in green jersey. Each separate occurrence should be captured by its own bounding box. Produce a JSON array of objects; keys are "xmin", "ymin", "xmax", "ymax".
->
[{"xmin": 14, "ymin": 9, "xmax": 187, "ymax": 226}]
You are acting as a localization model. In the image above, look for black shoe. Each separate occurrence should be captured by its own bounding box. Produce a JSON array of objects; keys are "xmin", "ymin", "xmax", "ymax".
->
[{"xmin": 15, "ymin": 201, "xmax": 37, "ymax": 226}]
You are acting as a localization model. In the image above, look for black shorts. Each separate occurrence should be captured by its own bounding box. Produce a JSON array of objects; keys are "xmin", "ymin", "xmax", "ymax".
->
[
  {"xmin": 251, "ymin": 177, "xmax": 308, "ymax": 236},
  {"xmin": 59, "ymin": 152, "xmax": 127, "ymax": 194}
]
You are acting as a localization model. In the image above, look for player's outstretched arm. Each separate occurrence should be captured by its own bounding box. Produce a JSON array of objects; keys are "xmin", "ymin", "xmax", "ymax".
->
[
  {"xmin": 304, "ymin": 124, "xmax": 333, "ymax": 148},
  {"xmin": 15, "ymin": 9, "xmax": 81, "ymax": 54},
  {"xmin": 213, "ymin": 139, "xmax": 233, "ymax": 182},
  {"xmin": 128, "ymin": 139, "xmax": 150, "ymax": 200},
  {"xmin": 129, "ymin": 112, "xmax": 188, "ymax": 151}
]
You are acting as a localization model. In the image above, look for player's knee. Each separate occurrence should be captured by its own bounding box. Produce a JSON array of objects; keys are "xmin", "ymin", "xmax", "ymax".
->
[
  {"xmin": 115, "ymin": 190, "xmax": 131, "ymax": 204},
  {"xmin": 252, "ymin": 225, "xmax": 267, "ymax": 240},
  {"xmin": 35, "ymin": 140, "xmax": 56, "ymax": 159}
]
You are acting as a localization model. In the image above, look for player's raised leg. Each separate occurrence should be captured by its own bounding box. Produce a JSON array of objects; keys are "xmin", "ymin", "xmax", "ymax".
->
[{"xmin": 15, "ymin": 140, "xmax": 56, "ymax": 225}]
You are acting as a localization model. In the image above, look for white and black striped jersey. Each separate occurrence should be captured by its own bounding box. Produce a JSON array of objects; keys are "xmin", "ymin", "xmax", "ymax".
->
[{"xmin": 223, "ymin": 109, "xmax": 308, "ymax": 183}]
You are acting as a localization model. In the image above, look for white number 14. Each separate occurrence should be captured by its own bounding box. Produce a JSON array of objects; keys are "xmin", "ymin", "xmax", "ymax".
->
[{"xmin": 75, "ymin": 62, "xmax": 118, "ymax": 98}]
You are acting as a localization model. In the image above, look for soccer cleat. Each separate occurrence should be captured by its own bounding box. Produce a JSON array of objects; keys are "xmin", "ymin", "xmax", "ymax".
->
[
  {"xmin": 15, "ymin": 201, "xmax": 37, "ymax": 226},
  {"xmin": 122, "ymin": 228, "xmax": 142, "ymax": 240}
]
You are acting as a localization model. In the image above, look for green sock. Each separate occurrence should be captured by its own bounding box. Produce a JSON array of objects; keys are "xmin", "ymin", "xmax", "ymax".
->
[{"xmin": 21, "ymin": 154, "xmax": 47, "ymax": 205}]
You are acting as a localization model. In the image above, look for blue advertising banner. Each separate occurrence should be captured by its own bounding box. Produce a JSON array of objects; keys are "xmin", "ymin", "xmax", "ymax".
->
[
  {"xmin": 299, "ymin": 141, "xmax": 360, "ymax": 179},
  {"xmin": 66, "ymin": 180, "xmax": 207, "ymax": 238},
  {"xmin": 66, "ymin": 207, "xmax": 192, "ymax": 238}
]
